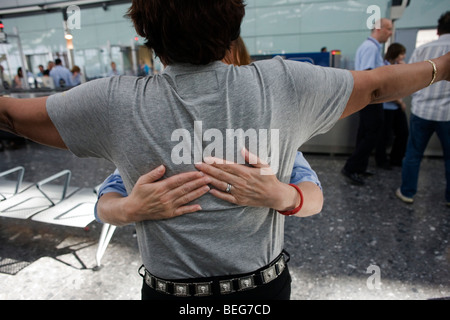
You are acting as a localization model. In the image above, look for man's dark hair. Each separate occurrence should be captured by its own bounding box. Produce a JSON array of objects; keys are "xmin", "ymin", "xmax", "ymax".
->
[
  {"xmin": 438, "ymin": 11, "xmax": 450, "ymax": 35},
  {"xmin": 126, "ymin": 0, "xmax": 246, "ymax": 65},
  {"xmin": 55, "ymin": 58, "xmax": 62, "ymax": 65}
]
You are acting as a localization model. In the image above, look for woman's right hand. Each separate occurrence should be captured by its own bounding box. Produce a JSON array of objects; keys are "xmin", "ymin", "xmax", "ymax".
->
[{"xmin": 97, "ymin": 165, "xmax": 211, "ymax": 226}]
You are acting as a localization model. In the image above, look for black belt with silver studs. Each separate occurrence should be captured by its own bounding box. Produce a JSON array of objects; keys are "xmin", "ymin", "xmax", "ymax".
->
[{"xmin": 139, "ymin": 251, "xmax": 289, "ymax": 297}]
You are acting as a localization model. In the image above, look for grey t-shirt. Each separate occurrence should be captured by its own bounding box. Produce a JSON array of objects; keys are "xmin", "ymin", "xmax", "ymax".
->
[{"xmin": 47, "ymin": 57, "xmax": 353, "ymax": 279}]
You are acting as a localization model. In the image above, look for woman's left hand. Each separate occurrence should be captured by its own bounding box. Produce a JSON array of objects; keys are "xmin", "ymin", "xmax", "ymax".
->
[{"xmin": 194, "ymin": 148, "xmax": 299, "ymax": 212}]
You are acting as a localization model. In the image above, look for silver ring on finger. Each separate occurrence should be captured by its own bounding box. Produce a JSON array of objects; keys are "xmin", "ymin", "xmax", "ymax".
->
[{"xmin": 225, "ymin": 183, "xmax": 232, "ymax": 194}]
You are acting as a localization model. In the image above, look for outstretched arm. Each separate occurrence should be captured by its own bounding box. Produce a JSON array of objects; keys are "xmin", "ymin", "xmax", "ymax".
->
[
  {"xmin": 342, "ymin": 53, "xmax": 450, "ymax": 119},
  {"xmin": 1, "ymin": 54, "xmax": 449, "ymax": 148},
  {"xmin": 0, "ymin": 96, "xmax": 66, "ymax": 149}
]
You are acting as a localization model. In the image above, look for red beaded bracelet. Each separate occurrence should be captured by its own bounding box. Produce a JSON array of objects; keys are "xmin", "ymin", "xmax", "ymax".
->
[{"xmin": 278, "ymin": 184, "xmax": 304, "ymax": 216}]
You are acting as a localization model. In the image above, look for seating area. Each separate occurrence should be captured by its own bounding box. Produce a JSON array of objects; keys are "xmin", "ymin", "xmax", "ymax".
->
[{"xmin": 0, "ymin": 166, "xmax": 116, "ymax": 268}]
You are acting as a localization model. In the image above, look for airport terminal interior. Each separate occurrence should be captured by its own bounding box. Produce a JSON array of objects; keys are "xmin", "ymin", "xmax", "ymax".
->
[{"xmin": 0, "ymin": 0, "xmax": 449, "ymax": 300}]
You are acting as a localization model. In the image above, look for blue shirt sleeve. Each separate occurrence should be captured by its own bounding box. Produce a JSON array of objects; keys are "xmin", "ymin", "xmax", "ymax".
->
[
  {"xmin": 355, "ymin": 38, "xmax": 383, "ymax": 71},
  {"xmin": 94, "ymin": 154, "xmax": 322, "ymax": 222},
  {"xmin": 289, "ymin": 151, "xmax": 322, "ymax": 190},
  {"xmin": 94, "ymin": 168, "xmax": 129, "ymax": 223}
]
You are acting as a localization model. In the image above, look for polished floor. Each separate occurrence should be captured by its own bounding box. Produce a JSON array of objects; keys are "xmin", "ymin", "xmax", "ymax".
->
[{"xmin": 0, "ymin": 141, "xmax": 449, "ymax": 300}]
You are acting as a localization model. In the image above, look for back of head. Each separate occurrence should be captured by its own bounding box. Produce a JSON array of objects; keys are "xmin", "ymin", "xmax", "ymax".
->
[
  {"xmin": 126, "ymin": 0, "xmax": 246, "ymax": 65},
  {"xmin": 371, "ymin": 18, "xmax": 391, "ymax": 32},
  {"xmin": 438, "ymin": 11, "xmax": 450, "ymax": 36},
  {"xmin": 71, "ymin": 66, "xmax": 81, "ymax": 73},
  {"xmin": 385, "ymin": 43, "xmax": 406, "ymax": 63}
]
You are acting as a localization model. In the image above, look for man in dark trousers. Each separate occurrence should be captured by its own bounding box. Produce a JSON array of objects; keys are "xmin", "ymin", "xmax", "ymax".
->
[{"xmin": 342, "ymin": 18, "xmax": 393, "ymax": 185}]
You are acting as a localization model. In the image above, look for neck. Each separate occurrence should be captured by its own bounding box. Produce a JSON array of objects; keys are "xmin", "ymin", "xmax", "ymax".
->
[{"xmin": 371, "ymin": 34, "xmax": 381, "ymax": 43}]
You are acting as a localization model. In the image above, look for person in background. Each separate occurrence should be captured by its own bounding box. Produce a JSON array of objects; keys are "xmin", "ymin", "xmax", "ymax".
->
[
  {"xmin": 13, "ymin": 67, "xmax": 24, "ymax": 89},
  {"xmin": 71, "ymin": 66, "xmax": 82, "ymax": 86},
  {"xmin": 138, "ymin": 59, "xmax": 151, "ymax": 76},
  {"xmin": 108, "ymin": 62, "xmax": 120, "ymax": 76},
  {"xmin": 222, "ymin": 36, "xmax": 252, "ymax": 66},
  {"xmin": 37, "ymin": 65, "xmax": 45, "ymax": 78},
  {"xmin": 342, "ymin": 18, "xmax": 393, "ymax": 185},
  {"xmin": 49, "ymin": 58, "xmax": 73, "ymax": 88},
  {"xmin": 41, "ymin": 70, "xmax": 55, "ymax": 89},
  {"xmin": 45, "ymin": 61, "xmax": 54, "ymax": 74},
  {"xmin": 35, "ymin": 65, "xmax": 45, "ymax": 88},
  {"xmin": 375, "ymin": 43, "xmax": 409, "ymax": 168},
  {"xmin": 396, "ymin": 11, "xmax": 450, "ymax": 205}
]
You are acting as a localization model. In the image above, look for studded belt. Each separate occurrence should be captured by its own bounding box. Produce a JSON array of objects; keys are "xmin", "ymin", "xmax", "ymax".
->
[{"xmin": 139, "ymin": 252, "xmax": 288, "ymax": 297}]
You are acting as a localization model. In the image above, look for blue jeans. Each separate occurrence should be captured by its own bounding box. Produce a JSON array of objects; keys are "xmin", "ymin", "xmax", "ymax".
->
[{"xmin": 401, "ymin": 114, "xmax": 450, "ymax": 202}]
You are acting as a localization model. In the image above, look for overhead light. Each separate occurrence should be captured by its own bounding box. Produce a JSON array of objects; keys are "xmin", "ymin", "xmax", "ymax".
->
[{"xmin": 65, "ymin": 32, "xmax": 73, "ymax": 40}]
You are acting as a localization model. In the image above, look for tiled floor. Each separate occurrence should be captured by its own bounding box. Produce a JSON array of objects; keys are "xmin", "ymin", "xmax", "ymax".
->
[{"xmin": 0, "ymin": 141, "xmax": 449, "ymax": 300}]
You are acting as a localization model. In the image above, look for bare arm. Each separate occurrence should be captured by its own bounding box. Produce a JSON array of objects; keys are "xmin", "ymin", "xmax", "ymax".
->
[
  {"xmin": 2, "ymin": 53, "xmax": 449, "ymax": 147},
  {"xmin": 293, "ymin": 181, "xmax": 323, "ymax": 217},
  {"xmin": 342, "ymin": 53, "xmax": 450, "ymax": 119},
  {"xmin": 0, "ymin": 96, "xmax": 67, "ymax": 149}
]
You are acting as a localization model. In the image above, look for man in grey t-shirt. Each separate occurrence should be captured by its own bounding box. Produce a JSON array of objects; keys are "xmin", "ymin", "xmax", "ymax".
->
[
  {"xmin": 46, "ymin": 57, "xmax": 353, "ymax": 282},
  {"xmin": 1, "ymin": 0, "xmax": 449, "ymax": 300}
]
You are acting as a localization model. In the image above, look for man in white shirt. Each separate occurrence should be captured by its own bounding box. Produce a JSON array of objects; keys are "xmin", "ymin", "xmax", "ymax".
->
[
  {"xmin": 107, "ymin": 62, "xmax": 120, "ymax": 77},
  {"xmin": 396, "ymin": 11, "xmax": 450, "ymax": 205}
]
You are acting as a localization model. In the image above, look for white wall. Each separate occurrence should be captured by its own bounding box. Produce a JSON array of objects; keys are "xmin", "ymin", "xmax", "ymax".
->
[{"xmin": 1, "ymin": 0, "xmax": 448, "ymax": 78}]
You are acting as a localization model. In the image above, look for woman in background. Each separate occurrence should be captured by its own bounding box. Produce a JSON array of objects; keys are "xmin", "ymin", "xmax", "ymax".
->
[{"xmin": 376, "ymin": 43, "xmax": 409, "ymax": 168}]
